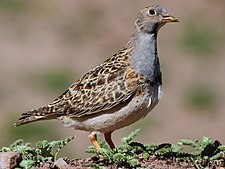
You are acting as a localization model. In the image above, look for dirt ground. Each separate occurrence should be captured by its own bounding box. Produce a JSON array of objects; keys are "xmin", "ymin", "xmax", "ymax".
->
[{"xmin": 38, "ymin": 155, "xmax": 225, "ymax": 169}]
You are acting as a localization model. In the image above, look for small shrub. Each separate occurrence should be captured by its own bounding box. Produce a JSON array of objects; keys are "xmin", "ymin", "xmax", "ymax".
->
[{"xmin": 0, "ymin": 136, "xmax": 75, "ymax": 169}]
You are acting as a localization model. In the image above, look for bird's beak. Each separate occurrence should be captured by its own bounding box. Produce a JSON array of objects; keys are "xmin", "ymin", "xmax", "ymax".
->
[{"xmin": 162, "ymin": 15, "xmax": 179, "ymax": 23}]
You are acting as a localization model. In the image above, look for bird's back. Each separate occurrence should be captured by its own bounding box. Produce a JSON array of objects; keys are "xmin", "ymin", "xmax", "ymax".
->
[{"xmin": 15, "ymin": 46, "xmax": 150, "ymax": 126}]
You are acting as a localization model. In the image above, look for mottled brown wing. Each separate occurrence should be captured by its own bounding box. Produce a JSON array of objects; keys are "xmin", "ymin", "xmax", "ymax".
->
[{"xmin": 49, "ymin": 50, "xmax": 145, "ymax": 117}]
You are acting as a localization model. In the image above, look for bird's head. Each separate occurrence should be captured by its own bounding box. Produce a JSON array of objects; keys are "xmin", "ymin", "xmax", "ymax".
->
[{"xmin": 134, "ymin": 5, "xmax": 178, "ymax": 34}]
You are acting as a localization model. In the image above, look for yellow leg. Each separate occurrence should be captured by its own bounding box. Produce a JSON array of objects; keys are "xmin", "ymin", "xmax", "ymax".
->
[
  {"xmin": 89, "ymin": 133, "xmax": 101, "ymax": 150},
  {"xmin": 104, "ymin": 132, "xmax": 115, "ymax": 149}
]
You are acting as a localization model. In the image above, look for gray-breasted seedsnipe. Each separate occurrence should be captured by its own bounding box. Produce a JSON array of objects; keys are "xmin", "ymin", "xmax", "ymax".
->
[{"xmin": 15, "ymin": 5, "xmax": 178, "ymax": 150}]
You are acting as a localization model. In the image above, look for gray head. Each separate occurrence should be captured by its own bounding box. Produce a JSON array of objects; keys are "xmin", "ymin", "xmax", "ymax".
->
[{"xmin": 134, "ymin": 5, "xmax": 178, "ymax": 34}]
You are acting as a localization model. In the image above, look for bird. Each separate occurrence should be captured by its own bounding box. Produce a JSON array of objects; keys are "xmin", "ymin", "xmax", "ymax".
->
[{"xmin": 15, "ymin": 5, "xmax": 178, "ymax": 150}]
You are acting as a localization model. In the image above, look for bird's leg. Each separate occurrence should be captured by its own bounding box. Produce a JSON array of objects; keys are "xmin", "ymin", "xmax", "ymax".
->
[
  {"xmin": 89, "ymin": 132, "xmax": 101, "ymax": 150},
  {"xmin": 104, "ymin": 132, "xmax": 115, "ymax": 150}
]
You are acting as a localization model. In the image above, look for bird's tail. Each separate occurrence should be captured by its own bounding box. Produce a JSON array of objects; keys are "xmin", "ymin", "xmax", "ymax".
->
[{"xmin": 14, "ymin": 105, "xmax": 57, "ymax": 127}]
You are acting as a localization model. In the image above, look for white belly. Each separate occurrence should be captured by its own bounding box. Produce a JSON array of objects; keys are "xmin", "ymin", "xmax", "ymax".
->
[{"xmin": 59, "ymin": 85, "xmax": 161, "ymax": 133}]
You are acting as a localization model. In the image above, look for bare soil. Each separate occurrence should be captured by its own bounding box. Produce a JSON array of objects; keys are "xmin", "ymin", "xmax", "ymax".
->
[{"xmin": 37, "ymin": 155, "xmax": 225, "ymax": 169}]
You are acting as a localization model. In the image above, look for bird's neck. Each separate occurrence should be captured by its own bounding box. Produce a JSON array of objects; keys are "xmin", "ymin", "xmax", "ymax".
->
[{"xmin": 129, "ymin": 31, "xmax": 160, "ymax": 80}]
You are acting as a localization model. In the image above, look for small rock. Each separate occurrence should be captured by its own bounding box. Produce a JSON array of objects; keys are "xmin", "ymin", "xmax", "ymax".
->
[
  {"xmin": 54, "ymin": 158, "xmax": 68, "ymax": 169},
  {"xmin": 0, "ymin": 152, "xmax": 22, "ymax": 169}
]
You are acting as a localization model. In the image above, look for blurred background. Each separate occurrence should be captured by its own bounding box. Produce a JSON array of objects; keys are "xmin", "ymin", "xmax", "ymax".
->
[{"xmin": 0, "ymin": 0, "xmax": 225, "ymax": 158}]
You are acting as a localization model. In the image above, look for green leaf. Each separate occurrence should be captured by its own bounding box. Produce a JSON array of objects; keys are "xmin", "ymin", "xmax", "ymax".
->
[
  {"xmin": 171, "ymin": 144, "xmax": 182, "ymax": 153},
  {"xmin": 113, "ymin": 152, "xmax": 126, "ymax": 161},
  {"xmin": 20, "ymin": 160, "xmax": 35, "ymax": 168},
  {"xmin": 202, "ymin": 137, "xmax": 212, "ymax": 145},
  {"xmin": 0, "ymin": 136, "xmax": 76, "ymax": 168},
  {"xmin": 128, "ymin": 158, "xmax": 140, "ymax": 167},
  {"xmin": 122, "ymin": 129, "xmax": 141, "ymax": 144},
  {"xmin": 143, "ymin": 152, "xmax": 150, "ymax": 159},
  {"xmin": 178, "ymin": 139, "xmax": 198, "ymax": 147},
  {"xmin": 218, "ymin": 145, "xmax": 225, "ymax": 151}
]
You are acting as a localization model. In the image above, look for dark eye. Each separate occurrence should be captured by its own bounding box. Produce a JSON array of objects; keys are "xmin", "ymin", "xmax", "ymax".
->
[{"xmin": 148, "ymin": 9, "xmax": 156, "ymax": 16}]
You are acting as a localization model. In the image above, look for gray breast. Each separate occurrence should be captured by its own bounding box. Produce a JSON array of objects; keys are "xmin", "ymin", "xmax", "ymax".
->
[{"xmin": 131, "ymin": 32, "xmax": 161, "ymax": 84}]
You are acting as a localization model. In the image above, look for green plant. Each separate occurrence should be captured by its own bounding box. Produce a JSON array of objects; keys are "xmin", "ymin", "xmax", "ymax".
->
[
  {"xmin": 86, "ymin": 130, "xmax": 225, "ymax": 169},
  {"xmin": 0, "ymin": 136, "xmax": 75, "ymax": 169},
  {"xmin": 86, "ymin": 129, "xmax": 143, "ymax": 168},
  {"xmin": 1, "ymin": 130, "xmax": 225, "ymax": 168},
  {"xmin": 176, "ymin": 137, "xmax": 225, "ymax": 168}
]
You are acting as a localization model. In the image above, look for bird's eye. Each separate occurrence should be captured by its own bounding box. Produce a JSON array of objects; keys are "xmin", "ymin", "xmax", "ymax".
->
[{"xmin": 148, "ymin": 9, "xmax": 156, "ymax": 16}]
